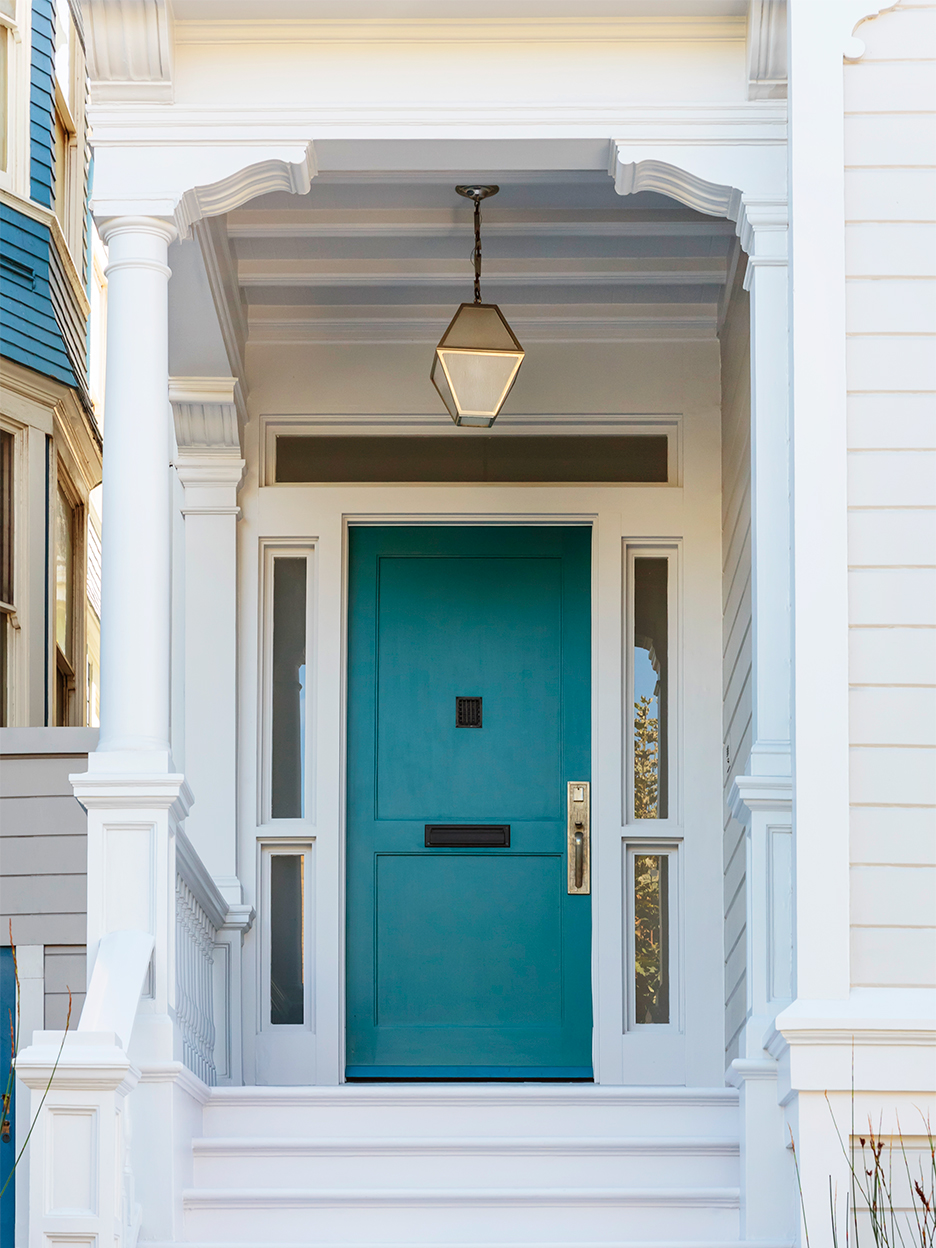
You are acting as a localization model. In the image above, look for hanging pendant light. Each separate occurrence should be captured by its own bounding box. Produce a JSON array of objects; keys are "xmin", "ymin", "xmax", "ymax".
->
[{"xmin": 430, "ymin": 185, "xmax": 525, "ymax": 428}]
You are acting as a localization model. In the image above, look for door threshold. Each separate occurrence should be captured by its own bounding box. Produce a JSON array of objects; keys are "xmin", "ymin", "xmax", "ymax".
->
[{"xmin": 345, "ymin": 1067, "xmax": 594, "ymax": 1081}]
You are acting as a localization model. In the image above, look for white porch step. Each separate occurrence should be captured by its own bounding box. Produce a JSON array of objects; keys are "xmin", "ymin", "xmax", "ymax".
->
[
  {"xmin": 182, "ymin": 1084, "xmax": 743, "ymax": 1246},
  {"xmin": 182, "ymin": 1186, "xmax": 739, "ymax": 1244},
  {"xmin": 200, "ymin": 1085, "xmax": 740, "ymax": 1139},
  {"xmin": 192, "ymin": 1135, "xmax": 738, "ymax": 1189}
]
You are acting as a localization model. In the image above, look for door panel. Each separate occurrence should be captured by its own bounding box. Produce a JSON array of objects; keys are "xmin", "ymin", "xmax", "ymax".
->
[{"xmin": 347, "ymin": 526, "xmax": 591, "ymax": 1079}]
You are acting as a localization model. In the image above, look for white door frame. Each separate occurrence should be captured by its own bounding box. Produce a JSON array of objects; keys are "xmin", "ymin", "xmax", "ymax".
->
[{"xmin": 238, "ymin": 409, "xmax": 724, "ymax": 1087}]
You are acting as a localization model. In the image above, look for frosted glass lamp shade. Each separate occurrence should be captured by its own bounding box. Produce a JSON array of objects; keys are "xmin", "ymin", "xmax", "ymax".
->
[{"xmin": 431, "ymin": 302, "xmax": 525, "ymax": 427}]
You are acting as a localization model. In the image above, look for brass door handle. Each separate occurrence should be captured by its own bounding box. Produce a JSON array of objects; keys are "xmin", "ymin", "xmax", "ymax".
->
[{"xmin": 567, "ymin": 781, "xmax": 590, "ymax": 895}]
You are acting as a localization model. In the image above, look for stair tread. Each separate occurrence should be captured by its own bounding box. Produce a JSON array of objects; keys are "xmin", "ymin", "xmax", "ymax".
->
[{"xmin": 184, "ymin": 1185, "xmax": 740, "ymax": 1206}]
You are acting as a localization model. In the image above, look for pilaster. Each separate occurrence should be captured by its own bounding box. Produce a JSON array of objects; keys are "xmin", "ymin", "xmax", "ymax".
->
[{"xmin": 171, "ymin": 377, "xmax": 245, "ymax": 900}]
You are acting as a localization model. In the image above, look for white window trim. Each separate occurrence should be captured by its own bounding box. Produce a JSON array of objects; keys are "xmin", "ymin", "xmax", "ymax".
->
[
  {"xmin": 258, "ymin": 540, "xmax": 317, "ymax": 827},
  {"xmin": 257, "ymin": 840, "xmax": 315, "ymax": 1037},
  {"xmin": 623, "ymin": 839, "xmax": 682, "ymax": 1035},
  {"xmin": 624, "ymin": 541, "xmax": 681, "ymax": 829},
  {"xmin": 0, "ymin": 0, "xmax": 30, "ymax": 195}
]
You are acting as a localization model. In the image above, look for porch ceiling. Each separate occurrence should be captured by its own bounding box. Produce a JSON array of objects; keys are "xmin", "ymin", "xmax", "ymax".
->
[{"xmin": 228, "ymin": 175, "xmax": 739, "ymax": 346}]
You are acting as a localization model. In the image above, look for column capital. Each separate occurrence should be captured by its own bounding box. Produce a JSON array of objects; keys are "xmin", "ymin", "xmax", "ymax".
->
[
  {"xmin": 729, "ymin": 773, "xmax": 793, "ymax": 822},
  {"xmin": 15, "ymin": 1032, "xmax": 140, "ymax": 1095},
  {"xmin": 98, "ymin": 214, "xmax": 178, "ymax": 247}
]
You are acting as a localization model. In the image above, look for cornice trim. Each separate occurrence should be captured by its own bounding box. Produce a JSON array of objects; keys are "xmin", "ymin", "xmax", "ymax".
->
[{"xmin": 174, "ymin": 16, "xmax": 748, "ymax": 45}]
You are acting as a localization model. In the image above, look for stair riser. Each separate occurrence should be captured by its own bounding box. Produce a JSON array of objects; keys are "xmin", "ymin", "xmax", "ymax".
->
[
  {"xmin": 201, "ymin": 1105, "xmax": 739, "ymax": 1140},
  {"xmin": 193, "ymin": 1151, "xmax": 738, "ymax": 1189},
  {"xmin": 183, "ymin": 1203, "xmax": 740, "ymax": 1244}
]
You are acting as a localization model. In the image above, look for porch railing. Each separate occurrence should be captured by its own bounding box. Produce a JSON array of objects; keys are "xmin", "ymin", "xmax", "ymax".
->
[{"xmin": 175, "ymin": 829, "xmax": 228, "ymax": 1085}]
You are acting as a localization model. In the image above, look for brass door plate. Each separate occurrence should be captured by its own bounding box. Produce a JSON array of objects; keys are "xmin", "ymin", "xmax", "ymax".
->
[{"xmin": 567, "ymin": 781, "xmax": 590, "ymax": 895}]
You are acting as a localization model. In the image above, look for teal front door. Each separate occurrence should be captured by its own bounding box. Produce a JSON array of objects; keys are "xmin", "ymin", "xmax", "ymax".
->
[{"xmin": 346, "ymin": 526, "xmax": 592, "ymax": 1079}]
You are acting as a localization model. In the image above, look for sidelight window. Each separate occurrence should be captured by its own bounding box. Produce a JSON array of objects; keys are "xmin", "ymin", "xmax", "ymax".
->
[
  {"xmin": 627, "ymin": 547, "xmax": 675, "ymax": 822},
  {"xmin": 262, "ymin": 548, "xmax": 313, "ymax": 822},
  {"xmin": 626, "ymin": 845, "xmax": 678, "ymax": 1029},
  {"xmin": 260, "ymin": 844, "xmax": 313, "ymax": 1032}
]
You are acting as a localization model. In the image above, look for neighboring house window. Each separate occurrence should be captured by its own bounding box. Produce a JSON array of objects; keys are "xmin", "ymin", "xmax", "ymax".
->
[
  {"xmin": 54, "ymin": 478, "xmax": 76, "ymax": 725},
  {"xmin": 51, "ymin": 0, "xmax": 85, "ymax": 258},
  {"xmin": 0, "ymin": 0, "xmax": 26, "ymax": 195},
  {"xmin": 0, "ymin": 1, "xmax": 9, "ymax": 173},
  {"xmin": 0, "ymin": 428, "xmax": 13, "ymax": 726}
]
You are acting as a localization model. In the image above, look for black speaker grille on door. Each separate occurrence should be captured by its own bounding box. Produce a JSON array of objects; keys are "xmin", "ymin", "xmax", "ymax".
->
[{"xmin": 456, "ymin": 696, "xmax": 482, "ymax": 728}]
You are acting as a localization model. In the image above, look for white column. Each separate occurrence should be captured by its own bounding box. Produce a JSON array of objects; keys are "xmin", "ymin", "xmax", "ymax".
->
[
  {"xmin": 787, "ymin": 0, "xmax": 853, "ymax": 1004},
  {"xmin": 93, "ymin": 216, "xmax": 177, "ymax": 770}
]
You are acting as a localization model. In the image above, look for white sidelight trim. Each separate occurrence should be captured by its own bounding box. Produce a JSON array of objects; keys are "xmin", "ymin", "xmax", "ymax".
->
[{"xmin": 92, "ymin": 216, "xmax": 177, "ymax": 770}]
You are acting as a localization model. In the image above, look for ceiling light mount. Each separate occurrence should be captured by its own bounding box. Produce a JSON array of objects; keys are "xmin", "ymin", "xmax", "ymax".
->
[{"xmin": 430, "ymin": 184, "xmax": 525, "ymax": 428}]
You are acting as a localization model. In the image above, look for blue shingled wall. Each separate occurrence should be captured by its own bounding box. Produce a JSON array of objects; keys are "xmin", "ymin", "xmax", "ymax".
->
[
  {"xmin": 30, "ymin": 0, "xmax": 56, "ymax": 208},
  {"xmin": 1, "ymin": 204, "xmax": 79, "ymax": 387},
  {"xmin": 1, "ymin": 2, "xmax": 79, "ymax": 388}
]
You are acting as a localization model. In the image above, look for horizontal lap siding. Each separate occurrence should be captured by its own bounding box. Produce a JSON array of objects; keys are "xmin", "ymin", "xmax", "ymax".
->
[
  {"xmin": 845, "ymin": 5, "xmax": 936, "ymax": 991},
  {"xmin": 0, "ymin": 754, "xmax": 88, "ymax": 947},
  {"xmin": 720, "ymin": 267, "xmax": 751, "ymax": 1063}
]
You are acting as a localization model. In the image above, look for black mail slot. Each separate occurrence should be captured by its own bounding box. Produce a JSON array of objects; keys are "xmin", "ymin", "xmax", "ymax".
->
[{"xmin": 425, "ymin": 825, "xmax": 510, "ymax": 848}]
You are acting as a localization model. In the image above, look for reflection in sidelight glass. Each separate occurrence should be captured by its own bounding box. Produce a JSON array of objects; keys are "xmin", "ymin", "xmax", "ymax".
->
[
  {"xmin": 634, "ymin": 854, "xmax": 669, "ymax": 1024},
  {"xmin": 633, "ymin": 558, "xmax": 668, "ymax": 819},
  {"xmin": 270, "ymin": 854, "xmax": 304, "ymax": 1025},
  {"xmin": 271, "ymin": 558, "xmax": 307, "ymax": 819}
]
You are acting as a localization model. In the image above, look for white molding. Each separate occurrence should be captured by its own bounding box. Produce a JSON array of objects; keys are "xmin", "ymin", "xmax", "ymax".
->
[
  {"xmin": 177, "ymin": 826, "xmax": 230, "ymax": 931},
  {"xmin": 135, "ymin": 1059, "xmax": 213, "ymax": 1104},
  {"xmin": 70, "ymin": 771, "xmax": 194, "ymax": 816},
  {"xmin": 206, "ymin": 1085, "xmax": 739, "ymax": 1108},
  {"xmin": 191, "ymin": 1135, "xmax": 740, "ymax": 1158},
  {"xmin": 726, "ymin": 1056, "xmax": 778, "ymax": 1085},
  {"xmin": 175, "ymin": 144, "xmax": 318, "ymax": 239},
  {"xmin": 729, "ymin": 774, "xmax": 792, "ymax": 822},
  {"xmin": 247, "ymin": 313, "xmax": 718, "ymax": 346},
  {"xmin": 183, "ymin": 1186, "xmax": 741, "ymax": 1210},
  {"xmin": 84, "ymin": 0, "xmax": 174, "ymax": 101},
  {"xmin": 746, "ymin": 1, "xmax": 787, "ymax": 100},
  {"xmin": 610, "ymin": 153, "xmax": 743, "ymax": 222},
  {"xmin": 174, "ymin": 16, "xmax": 748, "ymax": 46}
]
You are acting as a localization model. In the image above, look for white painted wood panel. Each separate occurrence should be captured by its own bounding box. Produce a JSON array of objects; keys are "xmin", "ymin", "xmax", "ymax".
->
[
  {"xmin": 848, "ymin": 394, "xmax": 936, "ymax": 448},
  {"xmin": 850, "ymin": 626, "xmax": 936, "ymax": 686},
  {"xmin": 847, "ymin": 450, "xmax": 936, "ymax": 508},
  {"xmin": 849, "ymin": 509, "xmax": 936, "ymax": 566},
  {"xmin": 851, "ymin": 863, "xmax": 936, "ymax": 926},
  {"xmin": 846, "ymin": 338, "xmax": 936, "ymax": 392},
  {"xmin": 847, "ymin": 281, "xmax": 936, "ymax": 334},
  {"xmin": 849, "ymin": 745, "xmax": 936, "ymax": 806},
  {"xmin": 849, "ymin": 568, "xmax": 936, "ymax": 625},
  {"xmin": 851, "ymin": 806, "xmax": 936, "ymax": 865},
  {"xmin": 844, "ymin": 114, "xmax": 936, "ymax": 167},
  {"xmin": 851, "ymin": 925, "xmax": 936, "ymax": 988},
  {"xmin": 845, "ymin": 169, "xmax": 936, "ymax": 222},
  {"xmin": 844, "ymin": 59, "xmax": 936, "ymax": 111},
  {"xmin": 857, "ymin": 5, "xmax": 936, "ymax": 58},
  {"xmin": 849, "ymin": 686, "xmax": 936, "ymax": 746},
  {"xmin": 846, "ymin": 223, "xmax": 936, "ymax": 276}
]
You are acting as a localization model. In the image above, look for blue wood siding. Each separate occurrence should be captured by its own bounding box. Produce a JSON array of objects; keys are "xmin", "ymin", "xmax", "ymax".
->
[
  {"xmin": 30, "ymin": 0, "xmax": 56, "ymax": 209},
  {"xmin": 1, "ymin": 205, "xmax": 79, "ymax": 387}
]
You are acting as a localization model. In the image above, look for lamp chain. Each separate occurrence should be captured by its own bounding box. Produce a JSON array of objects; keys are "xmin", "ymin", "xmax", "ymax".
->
[{"xmin": 471, "ymin": 194, "xmax": 483, "ymax": 304}]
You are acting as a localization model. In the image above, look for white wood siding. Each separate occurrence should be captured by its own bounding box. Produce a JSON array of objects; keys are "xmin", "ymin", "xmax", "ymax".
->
[
  {"xmin": 845, "ymin": 4, "xmax": 936, "ymax": 990},
  {"xmin": 720, "ymin": 266, "xmax": 752, "ymax": 1061}
]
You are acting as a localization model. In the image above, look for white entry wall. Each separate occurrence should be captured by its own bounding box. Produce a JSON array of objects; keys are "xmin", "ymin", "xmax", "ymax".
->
[{"xmin": 233, "ymin": 337, "xmax": 726, "ymax": 1086}]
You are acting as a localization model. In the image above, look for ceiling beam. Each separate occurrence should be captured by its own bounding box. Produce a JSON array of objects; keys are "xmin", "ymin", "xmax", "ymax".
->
[{"xmin": 236, "ymin": 257, "xmax": 728, "ymax": 287}]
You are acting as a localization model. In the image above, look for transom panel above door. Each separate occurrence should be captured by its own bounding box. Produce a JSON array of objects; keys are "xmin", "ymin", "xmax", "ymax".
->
[{"xmin": 346, "ymin": 526, "xmax": 592, "ymax": 1079}]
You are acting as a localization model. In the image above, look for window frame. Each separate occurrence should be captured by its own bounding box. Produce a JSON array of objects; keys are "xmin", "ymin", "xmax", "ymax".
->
[
  {"xmin": 0, "ymin": 0, "xmax": 30, "ymax": 195},
  {"xmin": 258, "ymin": 840, "xmax": 315, "ymax": 1037},
  {"xmin": 259, "ymin": 541, "xmax": 316, "ymax": 826},
  {"xmin": 623, "ymin": 840, "xmax": 682, "ymax": 1035},
  {"xmin": 50, "ymin": 461, "xmax": 84, "ymax": 726},
  {"xmin": 624, "ymin": 542, "xmax": 681, "ymax": 828}
]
